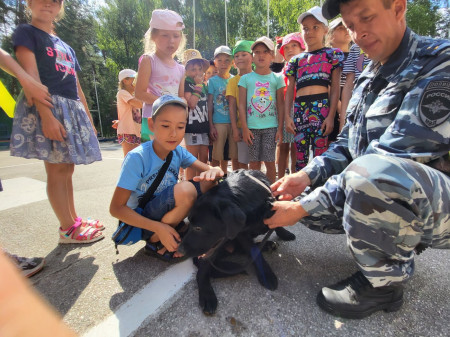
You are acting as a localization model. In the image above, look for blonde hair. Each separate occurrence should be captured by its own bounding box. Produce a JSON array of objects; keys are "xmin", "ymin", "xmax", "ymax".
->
[
  {"xmin": 118, "ymin": 75, "xmax": 137, "ymax": 91},
  {"xmin": 143, "ymin": 28, "xmax": 186, "ymax": 61},
  {"xmin": 26, "ymin": 0, "xmax": 65, "ymax": 22}
]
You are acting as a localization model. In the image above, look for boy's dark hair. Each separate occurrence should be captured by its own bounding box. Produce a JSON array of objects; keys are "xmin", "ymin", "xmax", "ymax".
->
[
  {"xmin": 325, "ymin": 0, "xmax": 394, "ymax": 19},
  {"xmin": 186, "ymin": 59, "xmax": 206, "ymax": 70},
  {"xmin": 209, "ymin": 60, "xmax": 215, "ymax": 66}
]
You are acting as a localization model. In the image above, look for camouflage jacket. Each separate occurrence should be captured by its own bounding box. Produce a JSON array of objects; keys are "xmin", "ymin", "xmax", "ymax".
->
[{"xmin": 303, "ymin": 28, "xmax": 450, "ymax": 188}]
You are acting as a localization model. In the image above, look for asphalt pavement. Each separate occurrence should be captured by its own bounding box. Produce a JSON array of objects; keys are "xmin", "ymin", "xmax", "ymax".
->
[{"xmin": 0, "ymin": 142, "xmax": 449, "ymax": 337}]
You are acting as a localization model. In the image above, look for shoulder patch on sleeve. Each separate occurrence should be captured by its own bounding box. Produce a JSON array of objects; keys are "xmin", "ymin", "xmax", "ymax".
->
[{"xmin": 419, "ymin": 80, "xmax": 450, "ymax": 128}]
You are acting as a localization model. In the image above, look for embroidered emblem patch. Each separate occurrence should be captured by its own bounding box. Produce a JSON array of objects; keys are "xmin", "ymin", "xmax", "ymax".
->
[{"xmin": 419, "ymin": 80, "xmax": 450, "ymax": 128}]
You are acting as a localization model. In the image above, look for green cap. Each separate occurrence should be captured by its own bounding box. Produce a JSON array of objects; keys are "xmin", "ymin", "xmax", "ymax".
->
[{"xmin": 233, "ymin": 40, "xmax": 254, "ymax": 56}]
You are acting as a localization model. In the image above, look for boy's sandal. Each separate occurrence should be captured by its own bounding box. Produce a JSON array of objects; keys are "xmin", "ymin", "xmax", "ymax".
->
[
  {"xmin": 143, "ymin": 241, "xmax": 188, "ymax": 264},
  {"xmin": 76, "ymin": 217, "xmax": 105, "ymax": 230},
  {"xmin": 59, "ymin": 220, "xmax": 104, "ymax": 244}
]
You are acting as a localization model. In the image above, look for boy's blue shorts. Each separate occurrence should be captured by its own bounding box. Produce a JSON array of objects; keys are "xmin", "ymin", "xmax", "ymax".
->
[{"xmin": 141, "ymin": 180, "xmax": 202, "ymax": 241}]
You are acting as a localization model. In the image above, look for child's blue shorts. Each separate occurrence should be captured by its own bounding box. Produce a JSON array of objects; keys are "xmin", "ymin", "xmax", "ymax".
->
[{"xmin": 141, "ymin": 180, "xmax": 202, "ymax": 241}]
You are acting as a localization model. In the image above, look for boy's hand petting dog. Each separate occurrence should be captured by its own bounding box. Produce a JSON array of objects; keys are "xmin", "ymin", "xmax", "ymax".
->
[
  {"xmin": 155, "ymin": 222, "xmax": 181, "ymax": 252},
  {"xmin": 193, "ymin": 167, "xmax": 224, "ymax": 182}
]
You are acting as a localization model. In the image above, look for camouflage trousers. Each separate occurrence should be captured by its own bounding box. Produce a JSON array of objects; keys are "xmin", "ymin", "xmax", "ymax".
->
[{"xmin": 300, "ymin": 154, "xmax": 450, "ymax": 287}]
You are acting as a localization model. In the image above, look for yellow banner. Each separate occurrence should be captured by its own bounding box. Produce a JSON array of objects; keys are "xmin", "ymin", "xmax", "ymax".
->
[{"xmin": 0, "ymin": 80, "xmax": 16, "ymax": 118}]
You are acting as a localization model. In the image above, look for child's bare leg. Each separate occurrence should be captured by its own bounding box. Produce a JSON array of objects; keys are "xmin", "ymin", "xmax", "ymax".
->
[
  {"xmin": 65, "ymin": 164, "xmax": 76, "ymax": 219},
  {"xmin": 239, "ymin": 163, "xmax": 249, "ymax": 169},
  {"xmin": 264, "ymin": 161, "xmax": 276, "ymax": 183},
  {"xmin": 220, "ymin": 160, "xmax": 228, "ymax": 175},
  {"xmin": 121, "ymin": 142, "xmax": 138, "ymax": 157},
  {"xmin": 199, "ymin": 145, "xmax": 209, "ymax": 165},
  {"xmin": 45, "ymin": 162, "xmax": 102, "ymax": 239},
  {"xmin": 231, "ymin": 158, "xmax": 239, "ymax": 171},
  {"xmin": 249, "ymin": 161, "xmax": 262, "ymax": 171},
  {"xmin": 161, "ymin": 182, "xmax": 197, "ymax": 226},
  {"xmin": 45, "ymin": 162, "xmax": 75, "ymax": 229},
  {"xmin": 290, "ymin": 143, "xmax": 297, "ymax": 173},
  {"xmin": 278, "ymin": 143, "xmax": 289, "ymax": 179}
]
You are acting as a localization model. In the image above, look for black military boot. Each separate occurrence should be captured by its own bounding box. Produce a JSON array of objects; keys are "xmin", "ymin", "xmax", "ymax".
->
[{"xmin": 316, "ymin": 271, "xmax": 404, "ymax": 319}]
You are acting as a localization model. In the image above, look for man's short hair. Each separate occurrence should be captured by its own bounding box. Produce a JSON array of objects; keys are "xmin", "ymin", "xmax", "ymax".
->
[
  {"xmin": 323, "ymin": 0, "xmax": 394, "ymax": 19},
  {"xmin": 341, "ymin": 0, "xmax": 393, "ymax": 8}
]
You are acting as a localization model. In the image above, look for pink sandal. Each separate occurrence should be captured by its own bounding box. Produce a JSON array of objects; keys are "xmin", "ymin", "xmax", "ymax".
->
[
  {"xmin": 59, "ymin": 220, "xmax": 104, "ymax": 244},
  {"xmin": 76, "ymin": 217, "xmax": 105, "ymax": 230}
]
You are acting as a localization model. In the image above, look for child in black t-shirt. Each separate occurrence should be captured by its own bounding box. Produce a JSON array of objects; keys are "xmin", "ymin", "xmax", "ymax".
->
[{"xmin": 183, "ymin": 49, "xmax": 210, "ymax": 180}]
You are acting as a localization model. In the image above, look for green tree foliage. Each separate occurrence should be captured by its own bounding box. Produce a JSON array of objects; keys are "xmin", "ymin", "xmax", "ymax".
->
[
  {"xmin": 406, "ymin": 0, "xmax": 441, "ymax": 36},
  {"xmin": 1, "ymin": 0, "xmax": 447, "ymax": 138},
  {"xmin": 96, "ymin": 0, "xmax": 160, "ymax": 71},
  {"xmin": 270, "ymin": 0, "xmax": 320, "ymax": 36}
]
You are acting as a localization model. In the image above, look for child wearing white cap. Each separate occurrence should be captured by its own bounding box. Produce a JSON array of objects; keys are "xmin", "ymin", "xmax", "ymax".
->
[
  {"xmin": 116, "ymin": 69, "xmax": 143, "ymax": 157},
  {"xmin": 285, "ymin": 6, "xmax": 344, "ymax": 171},
  {"xmin": 325, "ymin": 17, "xmax": 352, "ymax": 143},
  {"xmin": 207, "ymin": 45, "xmax": 238, "ymax": 174},
  {"xmin": 135, "ymin": 9, "xmax": 186, "ymax": 142}
]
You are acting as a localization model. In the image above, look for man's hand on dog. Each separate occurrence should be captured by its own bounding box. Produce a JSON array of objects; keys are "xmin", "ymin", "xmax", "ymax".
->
[
  {"xmin": 264, "ymin": 201, "xmax": 309, "ymax": 228},
  {"xmin": 193, "ymin": 167, "xmax": 224, "ymax": 182},
  {"xmin": 271, "ymin": 171, "xmax": 311, "ymax": 200}
]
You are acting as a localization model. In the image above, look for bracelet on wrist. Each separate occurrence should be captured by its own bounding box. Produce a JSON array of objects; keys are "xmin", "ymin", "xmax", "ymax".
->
[{"xmin": 192, "ymin": 92, "xmax": 201, "ymax": 99}]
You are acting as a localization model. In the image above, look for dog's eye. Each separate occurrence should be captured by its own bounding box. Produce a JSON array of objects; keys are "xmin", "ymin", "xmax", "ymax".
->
[{"xmin": 193, "ymin": 226, "xmax": 202, "ymax": 232}]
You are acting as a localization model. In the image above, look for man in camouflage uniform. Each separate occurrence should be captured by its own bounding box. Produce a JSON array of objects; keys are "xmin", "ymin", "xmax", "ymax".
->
[{"xmin": 264, "ymin": 0, "xmax": 450, "ymax": 319}]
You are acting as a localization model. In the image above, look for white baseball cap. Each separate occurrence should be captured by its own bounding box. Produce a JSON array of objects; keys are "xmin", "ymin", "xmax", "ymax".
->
[
  {"xmin": 118, "ymin": 69, "xmax": 137, "ymax": 82},
  {"xmin": 251, "ymin": 36, "xmax": 275, "ymax": 51},
  {"xmin": 329, "ymin": 17, "xmax": 344, "ymax": 31},
  {"xmin": 214, "ymin": 45, "xmax": 232, "ymax": 58},
  {"xmin": 297, "ymin": 6, "xmax": 329, "ymax": 27}
]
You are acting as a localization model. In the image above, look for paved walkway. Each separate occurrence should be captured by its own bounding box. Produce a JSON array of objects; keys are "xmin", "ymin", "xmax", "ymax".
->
[{"xmin": 0, "ymin": 143, "xmax": 449, "ymax": 336}]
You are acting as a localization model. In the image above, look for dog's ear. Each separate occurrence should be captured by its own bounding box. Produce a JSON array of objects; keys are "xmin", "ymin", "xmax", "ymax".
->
[{"xmin": 221, "ymin": 203, "xmax": 246, "ymax": 240}]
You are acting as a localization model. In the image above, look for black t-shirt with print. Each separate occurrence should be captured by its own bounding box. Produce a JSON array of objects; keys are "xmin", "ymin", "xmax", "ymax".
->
[
  {"xmin": 13, "ymin": 24, "xmax": 81, "ymax": 100},
  {"xmin": 184, "ymin": 77, "xmax": 209, "ymax": 134}
]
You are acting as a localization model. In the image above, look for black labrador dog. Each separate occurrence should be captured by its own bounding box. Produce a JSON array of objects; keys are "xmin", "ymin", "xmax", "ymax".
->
[{"xmin": 178, "ymin": 169, "xmax": 295, "ymax": 315}]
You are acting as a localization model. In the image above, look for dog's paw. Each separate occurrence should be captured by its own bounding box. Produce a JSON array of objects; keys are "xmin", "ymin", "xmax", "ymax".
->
[
  {"xmin": 199, "ymin": 291, "xmax": 218, "ymax": 316},
  {"xmin": 274, "ymin": 227, "xmax": 296, "ymax": 241},
  {"xmin": 256, "ymin": 240, "xmax": 278, "ymax": 252}
]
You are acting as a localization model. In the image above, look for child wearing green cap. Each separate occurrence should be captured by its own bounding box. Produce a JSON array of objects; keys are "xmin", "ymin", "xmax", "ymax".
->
[{"xmin": 226, "ymin": 40, "xmax": 254, "ymax": 169}]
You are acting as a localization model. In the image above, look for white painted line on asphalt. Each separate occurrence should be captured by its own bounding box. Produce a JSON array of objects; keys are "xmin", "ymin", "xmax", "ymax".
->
[
  {"xmin": 82, "ymin": 259, "xmax": 196, "ymax": 337},
  {"xmin": 0, "ymin": 177, "xmax": 47, "ymax": 211}
]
